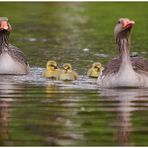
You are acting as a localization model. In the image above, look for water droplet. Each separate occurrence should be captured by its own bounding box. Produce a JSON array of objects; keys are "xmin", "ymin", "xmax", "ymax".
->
[
  {"xmin": 95, "ymin": 53, "xmax": 109, "ymax": 58},
  {"xmin": 28, "ymin": 38, "xmax": 37, "ymax": 42},
  {"xmin": 81, "ymin": 106, "xmax": 85, "ymax": 111},
  {"xmin": 82, "ymin": 48, "xmax": 90, "ymax": 52}
]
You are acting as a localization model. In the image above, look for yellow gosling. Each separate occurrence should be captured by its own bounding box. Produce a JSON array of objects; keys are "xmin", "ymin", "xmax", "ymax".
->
[
  {"xmin": 59, "ymin": 63, "xmax": 78, "ymax": 81},
  {"xmin": 87, "ymin": 62, "xmax": 104, "ymax": 78},
  {"xmin": 43, "ymin": 60, "xmax": 61, "ymax": 79}
]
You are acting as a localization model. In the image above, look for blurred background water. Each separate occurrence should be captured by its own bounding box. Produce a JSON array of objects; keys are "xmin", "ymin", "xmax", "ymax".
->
[{"xmin": 0, "ymin": 2, "xmax": 148, "ymax": 146}]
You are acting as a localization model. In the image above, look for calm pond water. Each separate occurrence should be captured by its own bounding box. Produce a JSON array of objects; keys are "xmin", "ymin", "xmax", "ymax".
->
[{"xmin": 0, "ymin": 2, "xmax": 148, "ymax": 146}]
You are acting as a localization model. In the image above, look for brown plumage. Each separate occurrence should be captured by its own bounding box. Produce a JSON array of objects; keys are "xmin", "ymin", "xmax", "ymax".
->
[
  {"xmin": 8, "ymin": 45, "xmax": 28, "ymax": 66},
  {"xmin": 102, "ymin": 56, "xmax": 148, "ymax": 76}
]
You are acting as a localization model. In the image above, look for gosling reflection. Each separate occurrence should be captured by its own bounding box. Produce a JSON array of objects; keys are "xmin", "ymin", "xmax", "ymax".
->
[
  {"xmin": 99, "ymin": 88, "xmax": 148, "ymax": 146},
  {"xmin": 45, "ymin": 84, "xmax": 84, "ymax": 145}
]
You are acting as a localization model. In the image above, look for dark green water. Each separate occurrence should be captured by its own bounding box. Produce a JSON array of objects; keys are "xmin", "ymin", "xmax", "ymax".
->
[{"xmin": 0, "ymin": 2, "xmax": 148, "ymax": 146}]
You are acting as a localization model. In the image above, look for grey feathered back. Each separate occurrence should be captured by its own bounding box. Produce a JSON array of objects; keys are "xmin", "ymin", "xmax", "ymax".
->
[{"xmin": 102, "ymin": 56, "xmax": 148, "ymax": 76}]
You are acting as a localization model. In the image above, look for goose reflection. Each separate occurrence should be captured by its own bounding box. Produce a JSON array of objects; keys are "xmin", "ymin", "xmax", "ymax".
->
[
  {"xmin": 0, "ymin": 95, "xmax": 9, "ymax": 145},
  {"xmin": 99, "ymin": 88, "xmax": 148, "ymax": 146},
  {"xmin": 0, "ymin": 78, "xmax": 23, "ymax": 145}
]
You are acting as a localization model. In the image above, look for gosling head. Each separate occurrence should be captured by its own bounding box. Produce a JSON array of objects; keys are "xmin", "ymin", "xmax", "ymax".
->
[
  {"xmin": 92, "ymin": 62, "xmax": 102, "ymax": 72},
  {"xmin": 46, "ymin": 60, "xmax": 58, "ymax": 71},
  {"xmin": 62, "ymin": 63, "xmax": 72, "ymax": 72},
  {"xmin": 114, "ymin": 18, "xmax": 135, "ymax": 40},
  {"xmin": 0, "ymin": 17, "xmax": 12, "ymax": 32}
]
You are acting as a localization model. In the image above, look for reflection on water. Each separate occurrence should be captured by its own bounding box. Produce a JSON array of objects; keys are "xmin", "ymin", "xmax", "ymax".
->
[
  {"xmin": 0, "ymin": 86, "xmax": 9, "ymax": 145},
  {"xmin": 100, "ymin": 88, "xmax": 148, "ymax": 146},
  {"xmin": 0, "ymin": 82, "xmax": 23, "ymax": 145},
  {"xmin": 0, "ymin": 72, "xmax": 148, "ymax": 146},
  {"xmin": 0, "ymin": 70, "xmax": 99, "ymax": 146},
  {"xmin": 0, "ymin": 68, "xmax": 148, "ymax": 146}
]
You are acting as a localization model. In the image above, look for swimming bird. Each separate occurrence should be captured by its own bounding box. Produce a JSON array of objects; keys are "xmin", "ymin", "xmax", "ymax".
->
[
  {"xmin": 87, "ymin": 62, "xmax": 104, "ymax": 78},
  {"xmin": 58, "ymin": 63, "xmax": 78, "ymax": 81},
  {"xmin": 43, "ymin": 60, "xmax": 61, "ymax": 79},
  {"xmin": 0, "ymin": 17, "xmax": 30, "ymax": 74},
  {"xmin": 98, "ymin": 18, "xmax": 148, "ymax": 88}
]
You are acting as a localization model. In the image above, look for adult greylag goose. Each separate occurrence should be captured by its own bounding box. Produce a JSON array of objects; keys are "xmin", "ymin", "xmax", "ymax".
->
[
  {"xmin": 98, "ymin": 18, "xmax": 148, "ymax": 88},
  {"xmin": 0, "ymin": 17, "xmax": 30, "ymax": 75}
]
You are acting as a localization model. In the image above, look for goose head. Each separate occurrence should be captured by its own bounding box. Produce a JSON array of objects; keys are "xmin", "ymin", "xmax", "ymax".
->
[
  {"xmin": 0, "ymin": 17, "xmax": 11, "ymax": 32},
  {"xmin": 114, "ymin": 18, "xmax": 135, "ymax": 39},
  {"xmin": 114, "ymin": 18, "xmax": 135, "ymax": 56}
]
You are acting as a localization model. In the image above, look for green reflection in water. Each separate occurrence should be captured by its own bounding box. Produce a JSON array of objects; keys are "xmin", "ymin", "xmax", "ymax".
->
[{"xmin": 6, "ymin": 85, "xmax": 118, "ymax": 146}]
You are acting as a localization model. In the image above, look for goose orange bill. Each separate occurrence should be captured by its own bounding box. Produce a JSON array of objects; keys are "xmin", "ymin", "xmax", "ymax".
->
[
  {"xmin": 123, "ymin": 20, "xmax": 135, "ymax": 29},
  {"xmin": 0, "ymin": 21, "xmax": 8, "ymax": 30}
]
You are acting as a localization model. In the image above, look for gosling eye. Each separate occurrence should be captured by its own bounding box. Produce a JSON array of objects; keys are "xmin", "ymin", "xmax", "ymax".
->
[{"xmin": 94, "ymin": 66, "xmax": 99, "ymax": 69}]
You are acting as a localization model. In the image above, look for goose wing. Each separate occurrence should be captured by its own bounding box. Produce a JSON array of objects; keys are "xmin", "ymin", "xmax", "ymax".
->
[
  {"xmin": 102, "ymin": 57, "xmax": 120, "ymax": 76},
  {"xmin": 131, "ymin": 56, "xmax": 148, "ymax": 74},
  {"xmin": 102, "ymin": 56, "xmax": 148, "ymax": 77},
  {"xmin": 8, "ymin": 44, "xmax": 28, "ymax": 66}
]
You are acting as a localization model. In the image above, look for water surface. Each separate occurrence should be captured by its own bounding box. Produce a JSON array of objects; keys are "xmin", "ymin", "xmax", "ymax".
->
[{"xmin": 0, "ymin": 2, "xmax": 148, "ymax": 146}]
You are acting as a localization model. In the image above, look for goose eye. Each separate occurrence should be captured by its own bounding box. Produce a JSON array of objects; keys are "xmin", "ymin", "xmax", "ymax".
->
[{"xmin": 117, "ymin": 20, "xmax": 121, "ymax": 24}]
